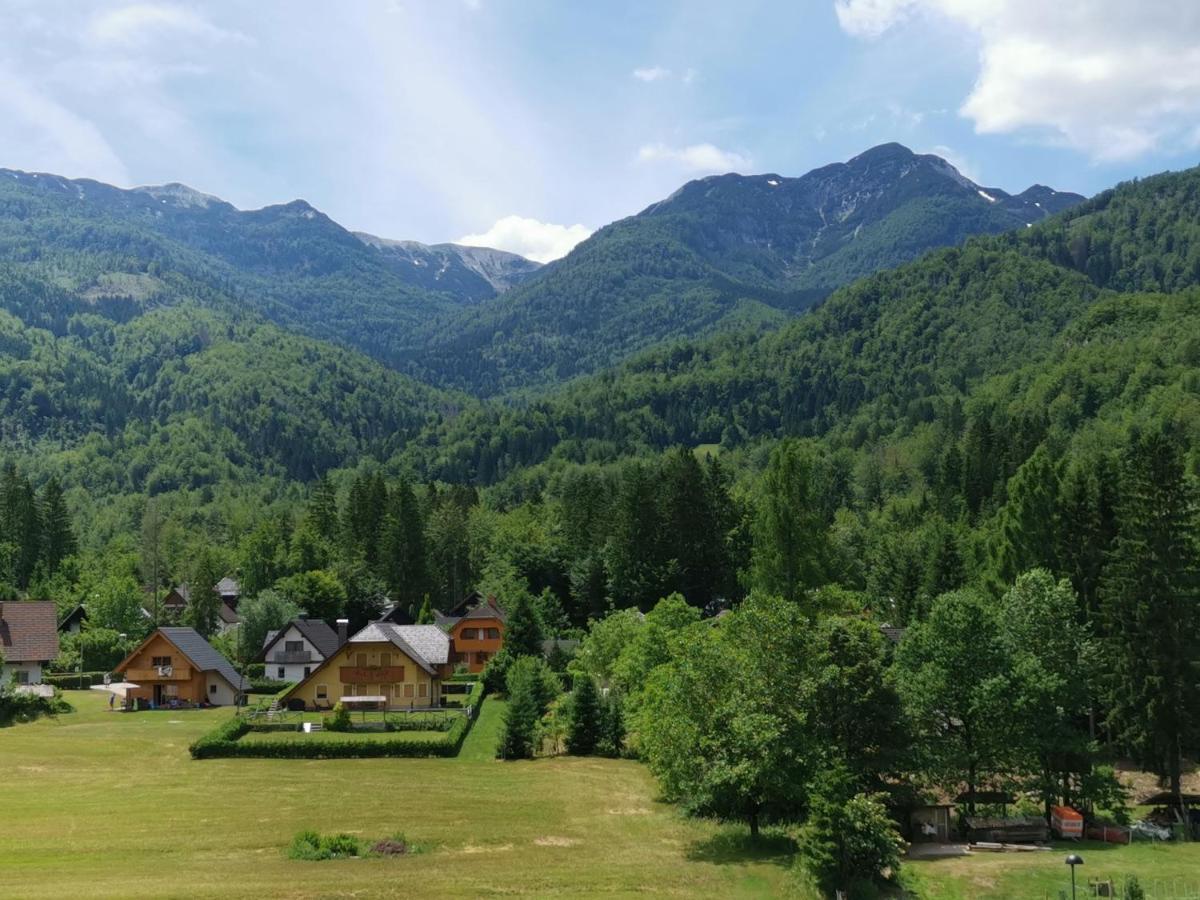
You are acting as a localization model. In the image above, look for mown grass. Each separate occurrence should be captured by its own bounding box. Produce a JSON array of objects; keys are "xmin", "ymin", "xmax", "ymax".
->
[
  {"xmin": 0, "ymin": 691, "xmax": 802, "ymax": 899},
  {"xmin": 904, "ymin": 840, "xmax": 1200, "ymax": 898}
]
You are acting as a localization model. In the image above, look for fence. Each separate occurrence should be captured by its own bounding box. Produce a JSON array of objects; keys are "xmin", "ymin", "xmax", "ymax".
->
[{"xmin": 1047, "ymin": 876, "xmax": 1200, "ymax": 899}]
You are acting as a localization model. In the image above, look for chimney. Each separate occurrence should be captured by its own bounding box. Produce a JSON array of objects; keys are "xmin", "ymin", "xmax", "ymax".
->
[{"xmin": 336, "ymin": 618, "xmax": 349, "ymax": 647}]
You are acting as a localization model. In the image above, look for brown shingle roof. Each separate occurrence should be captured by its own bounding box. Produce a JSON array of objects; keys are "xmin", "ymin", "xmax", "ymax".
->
[{"xmin": 0, "ymin": 601, "xmax": 60, "ymax": 662}]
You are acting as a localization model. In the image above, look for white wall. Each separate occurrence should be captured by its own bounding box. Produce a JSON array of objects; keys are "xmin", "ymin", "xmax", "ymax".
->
[
  {"xmin": 266, "ymin": 625, "xmax": 321, "ymax": 683},
  {"xmin": 1, "ymin": 661, "xmax": 44, "ymax": 684},
  {"xmin": 206, "ymin": 673, "xmax": 239, "ymax": 706}
]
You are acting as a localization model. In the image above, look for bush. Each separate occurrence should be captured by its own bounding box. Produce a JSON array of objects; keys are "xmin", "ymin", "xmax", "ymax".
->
[
  {"xmin": 0, "ymin": 687, "xmax": 73, "ymax": 726},
  {"xmin": 244, "ymin": 663, "xmax": 266, "ymax": 679},
  {"xmin": 799, "ymin": 779, "xmax": 904, "ymax": 898},
  {"xmin": 481, "ymin": 648, "xmax": 513, "ymax": 694},
  {"xmin": 247, "ymin": 677, "xmax": 294, "ymax": 695},
  {"xmin": 1126, "ymin": 875, "xmax": 1145, "ymax": 900},
  {"xmin": 324, "ymin": 702, "xmax": 351, "ymax": 732},
  {"xmin": 287, "ymin": 830, "xmax": 361, "ymax": 861}
]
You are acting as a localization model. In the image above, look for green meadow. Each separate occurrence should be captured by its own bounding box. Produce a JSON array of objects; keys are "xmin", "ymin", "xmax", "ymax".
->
[{"xmin": 2, "ymin": 692, "xmax": 1197, "ymax": 899}]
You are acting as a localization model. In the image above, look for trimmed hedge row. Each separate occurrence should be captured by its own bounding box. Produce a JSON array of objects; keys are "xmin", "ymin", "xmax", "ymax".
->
[
  {"xmin": 42, "ymin": 672, "xmax": 109, "ymax": 688},
  {"xmin": 189, "ymin": 682, "xmax": 487, "ymax": 760},
  {"xmin": 247, "ymin": 678, "xmax": 295, "ymax": 695}
]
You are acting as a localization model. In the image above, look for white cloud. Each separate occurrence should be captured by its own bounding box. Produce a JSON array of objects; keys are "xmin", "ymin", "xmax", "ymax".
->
[
  {"xmin": 457, "ymin": 215, "xmax": 592, "ymax": 263},
  {"xmin": 636, "ymin": 142, "xmax": 751, "ymax": 173},
  {"xmin": 90, "ymin": 4, "xmax": 250, "ymax": 46},
  {"xmin": 632, "ymin": 66, "xmax": 672, "ymax": 82},
  {"xmin": 834, "ymin": 0, "xmax": 1200, "ymax": 161},
  {"xmin": 0, "ymin": 67, "xmax": 129, "ymax": 184}
]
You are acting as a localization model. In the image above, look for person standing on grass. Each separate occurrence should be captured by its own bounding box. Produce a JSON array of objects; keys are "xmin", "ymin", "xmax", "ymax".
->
[{"xmin": 109, "ymin": 692, "xmax": 115, "ymax": 710}]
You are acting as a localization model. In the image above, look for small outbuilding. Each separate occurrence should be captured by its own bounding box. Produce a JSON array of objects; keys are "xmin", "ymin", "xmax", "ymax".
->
[{"xmin": 910, "ymin": 804, "xmax": 955, "ymax": 843}]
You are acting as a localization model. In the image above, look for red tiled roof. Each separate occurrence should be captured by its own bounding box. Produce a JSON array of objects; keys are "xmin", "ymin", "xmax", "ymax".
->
[{"xmin": 0, "ymin": 601, "xmax": 60, "ymax": 662}]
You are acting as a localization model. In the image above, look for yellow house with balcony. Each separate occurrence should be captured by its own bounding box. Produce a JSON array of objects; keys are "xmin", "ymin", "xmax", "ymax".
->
[{"xmin": 279, "ymin": 623, "xmax": 450, "ymax": 711}]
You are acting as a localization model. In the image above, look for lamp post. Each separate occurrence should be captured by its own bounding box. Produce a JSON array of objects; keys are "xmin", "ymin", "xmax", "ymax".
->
[{"xmin": 1065, "ymin": 853, "xmax": 1084, "ymax": 900}]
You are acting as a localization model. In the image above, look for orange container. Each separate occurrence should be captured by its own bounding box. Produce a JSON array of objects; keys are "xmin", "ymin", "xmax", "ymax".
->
[{"xmin": 1051, "ymin": 806, "xmax": 1083, "ymax": 839}]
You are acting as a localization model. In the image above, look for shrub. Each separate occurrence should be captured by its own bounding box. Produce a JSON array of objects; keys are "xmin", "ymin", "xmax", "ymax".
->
[
  {"xmin": 287, "ymin": 830, "xmax": 361, "ymax": 861},
  {"xmin": 247, "ymin": 677, "xmax": 294, "ymax": 695},
  {"xmin": 1126, "ymin": 875, "xmax": 1145, "ymax": 900},
  {"xmin": 798, "ymin": 777, "xmax": 903, "ymax": 897},
  {"xmin": 481, "ymin": 648, "xmax": 513, "ymax": 694},
  {"xmin": 0, "ymin": 686, "xmax": 73, "ymax": 726},
  {"xmin": 324, "ymin": 702, "xmax": 351, "ymax": 732},
  {"xmin": 41, "ymin": 672, "xmax": 110, "ymax": 688},
  {"xmin": 244, "ymin": 663, "xmax": 266, "ymax": 679}
]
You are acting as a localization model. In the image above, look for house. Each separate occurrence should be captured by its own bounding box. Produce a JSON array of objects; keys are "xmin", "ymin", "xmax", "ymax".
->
[
  {"xmin": 216, "ymin": 576, "xmax": 241, "ymax": 609},
  {"xmin": 58, "ymin": 603, "xmax": 88, "ymax": 635},
  {"xmin": 439, "ymin": 596, "xmax": 505, "ymax": 673},
  {"xmin": 279, "ymin": 622, "xmax": 449, "ymax": 712},
  {"xmin": 377, "ymin": 601, "xmax": 415, "ymax": 625},
  {"xmin": 0, "ymin": 601, "xmax": 59, "ymax": 685},
  {"xmin": 114, "ymin": 627, "xmax": 243, "ymax": 708},
  {"xmin": 150, "ymin": 583, "xmax": 239, "ymax": 634},
  {"xmin": 259, "ymin": 617, "xmax": 343, "ymax": 682}
]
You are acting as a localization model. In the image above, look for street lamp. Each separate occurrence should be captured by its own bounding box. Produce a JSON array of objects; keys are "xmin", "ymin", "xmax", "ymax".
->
[{"xmin": 1065, "ymin": 853, "xmax": 1084, "ymax": 900}]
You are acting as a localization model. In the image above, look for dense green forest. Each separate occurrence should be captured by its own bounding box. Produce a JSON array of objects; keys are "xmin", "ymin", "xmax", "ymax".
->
[{"xmin": 1, "ymin": 158, "xmax": 1197, "ymax": 846}]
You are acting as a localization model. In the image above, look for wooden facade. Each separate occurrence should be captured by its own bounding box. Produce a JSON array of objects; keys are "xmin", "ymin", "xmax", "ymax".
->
[{"xmin": 281, "ymin": 640, "xmax": 442, "ymax": 711}]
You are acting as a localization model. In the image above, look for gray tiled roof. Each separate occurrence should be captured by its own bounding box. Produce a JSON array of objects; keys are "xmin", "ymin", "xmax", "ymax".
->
[
  {"xmin": 391, "ymin": 625, "xmax": 450, "ymax": 666},
  {"xmin": 350, "ymin": 623, "xmax": 445, "ymax": 674},
  {"xmin": 158, "ymin": 627, "xmax": 242, "ymax": 688}
]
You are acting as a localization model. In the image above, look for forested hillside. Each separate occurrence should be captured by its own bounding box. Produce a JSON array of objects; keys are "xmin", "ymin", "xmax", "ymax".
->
[
  {"xmin": 413, "ymin": 165, "xmax": 1200, "ymax": 483},
  {"xmin": 0, "ymin": 169, "xmax": 521, "ymax": 369},
  {"xmin": 408, "ymin": 143, "xmax": 1084, "ymax": 395}
]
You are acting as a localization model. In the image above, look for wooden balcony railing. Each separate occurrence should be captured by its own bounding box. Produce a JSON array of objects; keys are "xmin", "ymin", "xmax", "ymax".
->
[
  {"xmin": 272, "ymin": 650, "xmax": 313, "ymax": 664},
  {"xmin": 125, "ymin": 666, "xmax": 192, "ymax": 682}
]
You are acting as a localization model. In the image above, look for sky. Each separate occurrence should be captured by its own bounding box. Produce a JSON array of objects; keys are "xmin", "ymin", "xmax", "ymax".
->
[{"xmin": 2, "ymin": 1, "xmax": 1199, "ymax": 262}]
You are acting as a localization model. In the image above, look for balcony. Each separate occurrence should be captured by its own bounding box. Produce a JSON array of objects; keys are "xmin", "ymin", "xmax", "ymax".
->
[
  {"xmin": 272, "ymin": 650, "xmax": 313, "ymax": 664},
  {"xmin": 125, "ymin": 665, "xmax": 192, "ymax": 682},
  {"xmin": 340, "ymin": 665, "xmax": 406, "ymax": 684}
]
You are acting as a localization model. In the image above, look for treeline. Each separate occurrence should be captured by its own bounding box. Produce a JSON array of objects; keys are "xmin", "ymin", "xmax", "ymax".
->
[{"xmin": 0, "ymin": 465, "xmax": 75, "ymax": 595}]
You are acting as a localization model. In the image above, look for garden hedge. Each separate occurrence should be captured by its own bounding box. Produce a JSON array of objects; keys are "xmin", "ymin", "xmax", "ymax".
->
[
  {"xmin": 42, "ymin": 672, "xmax": 109, "ymax": 688},
  {"xmin": 189, "ymin": 681, "xmax": 486, "ymax": 760}
]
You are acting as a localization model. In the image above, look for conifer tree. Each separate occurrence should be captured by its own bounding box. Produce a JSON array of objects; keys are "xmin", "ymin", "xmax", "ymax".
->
[
  {"xmin": 39, "ymin": 477, "xmax": 75, "ymax": 573},
  {"xmin": 1099, "ymin": 426, "xmax": 1200, "ymax": 809},
  {"xmin": 566, "ymin": 673, "xmax": 601, "ymax": 755},
  {"xmin": 991, "ymin": 444, "xmax": 1060, "ymax": 585},
  {"xmin": 503, "ymin": 593, "xmax": 545, "ymax": 658},
  {"xmin": 185, "ymin": 546, "xmax": 225, "ymax": 638}
]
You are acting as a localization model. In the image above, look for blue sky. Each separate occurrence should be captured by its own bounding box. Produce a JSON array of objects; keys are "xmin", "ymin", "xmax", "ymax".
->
[{"xmin": 2, "ymin": 0, "xmax": 1198, "ymax": 261}]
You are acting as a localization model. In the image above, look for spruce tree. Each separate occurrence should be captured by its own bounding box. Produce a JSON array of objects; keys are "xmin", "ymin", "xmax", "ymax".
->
[
  {"xmin": 504, "ymin": 593, "xmax": 545, "ymax": 658},
  {"xmin": 1099, "ymin": 426, "xmax": 1200, "ymax": 809},
  {"xmin": 566, "ymin": 674, "xmax": 602, "ymax": 755},
  {"xmin": 39, "ymin": 477, "xmax": 75, "ymax": 573},
  {"xmin": 749, "ymin": 440, "xmax": 829, "ymax": 605},
  {"xmin": 990, "ymin": 444, "xmax": 1060, "ymax": 585}
]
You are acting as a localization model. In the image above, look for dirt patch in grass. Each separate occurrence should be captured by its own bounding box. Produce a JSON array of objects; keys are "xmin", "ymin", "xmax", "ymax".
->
[{"xmin": 534, "ymin": 836, "xmax": 578, "ymax": 847}]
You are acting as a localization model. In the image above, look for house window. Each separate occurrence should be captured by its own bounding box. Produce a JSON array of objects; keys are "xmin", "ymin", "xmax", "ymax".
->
[
  {"xmin": 209, "ymin": 684, "xmax": 217, "ymax": 695},
  {"xmin": 285, "ymin": 640, "xmax": 304, "ymax": 653},
  {"xmin": 476, "ymin": 652, "xmax": 490, "ymax": 664},
  {"xmin": 356, "ymin": 652, "xmax": 368, "ymax": 668},
  {"xmin": 404, "ymin": 683, "xmax": 414, "ymax": 698},
  {"xmin": 392, "ymin": 683, "xmax": 402, "ymax": 698},
  {"xmin": 380, "ymin": 652, "xmax": 391, "ymax": 668},
  {"xmin": 151, "ymin": 655, "xmax": 172, "ymax": 667},
  {"xmin": 277, "ymin": 667, "xmax": 285, "ymax": 679},
  {"xmin": 15, "ymin": 670, "xmax": 30, "ymax": 684},
  {"xmin": 316, "ymin": 684, "xmax": 328, "ymax": 700},
  {"xmin": 461, "ymin": 628, "xmax": 478, "ymax": 639},
  {"xmin": 418, "ymin": 682, "xmax": 427, "ymax": 698},
  {"xmin": 303, "ymin": 667, "xmax": 311, "ymax": 678},
  {"xmin": 486, "ymin": 628, "xmax": 500, "ymax": 639}
]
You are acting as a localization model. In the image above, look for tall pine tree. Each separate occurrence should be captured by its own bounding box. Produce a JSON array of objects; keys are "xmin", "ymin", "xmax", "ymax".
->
[{"xmin": 1099, "ymin": 426, "xmax": 1200, "ymax": 809}]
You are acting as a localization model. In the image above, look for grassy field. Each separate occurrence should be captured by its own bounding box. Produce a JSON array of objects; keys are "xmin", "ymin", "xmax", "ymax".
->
[
  {"xmin": 904, "ymin": 841, "xmax": 1200, "ymax": 899},
  {"xmin": 0, "ymin": 691, "xmax": 800, "ymax": 899},
  {"xmin": 4, "ymin": 692, "xmax": 1197, "ymax": 899}
]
